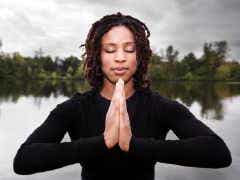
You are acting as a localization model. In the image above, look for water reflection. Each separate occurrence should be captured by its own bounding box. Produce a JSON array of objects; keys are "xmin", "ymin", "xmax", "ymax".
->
[
  {"xmin": 1, "ymin": 79, "xmax": 240, "ymax": 120},
  {"xmin": 0, "ymin": 80, "xmax": 239, "ymax": 180},
  {"xmin": 152, "ymin": 81, "xmax": 240, "ymax": 120}
]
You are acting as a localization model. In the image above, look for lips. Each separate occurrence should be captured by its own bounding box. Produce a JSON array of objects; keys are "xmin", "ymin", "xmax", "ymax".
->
[
  {"xmin": 113, "ymin": 67, "xmax": 128, "ymax": 75},
  {"xmin": 114, "ymin": 67, "xmax": 127, "ymax": 71}
]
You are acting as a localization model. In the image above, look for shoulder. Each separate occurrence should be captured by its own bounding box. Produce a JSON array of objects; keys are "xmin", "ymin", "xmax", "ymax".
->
[
  {"xmin": 143, "ymin": 89, "xmax": 187, "ymax": 112},
  {"xmin": 53, "ymin": 89, "xmax": 96, "ymax": 114},
  {"xmin": 144, "ymin": 90, "xmax": 194, "ymax": 126},
  {"xmin": 141, "ymin": 88, "xmax": 174, "ymax": 105}
]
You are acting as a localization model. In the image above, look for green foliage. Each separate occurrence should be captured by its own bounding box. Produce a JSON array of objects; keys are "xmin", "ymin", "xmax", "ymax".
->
[
  {"xmin": 73, "ymin": 63, "xmax": 85, "ymax": 79},
  {"xmin": 0, "ymin": 51, "xmax": 82, "ymax": 80},
  {"xmin": 200, "ymin": 41, "xmax": 229, "ymax": 78},
  {"xmin": 215, "ymin": 64, "xmax": 232, "ymax": 80},
  {"xmin": 148, "ymin": 64, "xmax": 164, "ymax": 80},
  {"xmin": 230, "ymin": 63, "xmax": 240, "ymax": 80},
  {"xmin": 0, "ymin": 41, "xmax": 239, "ymax": 81},
  {"xmin": 150, "ymin": 53, "xmax": 162, "ymax": 64},
  {"xmin": 183, "ymin": 72, "xmax": 195, "ymax": 80},
  {"xmin": 149, "ymin": 41, "xmax": 238, "ymax": 81}
]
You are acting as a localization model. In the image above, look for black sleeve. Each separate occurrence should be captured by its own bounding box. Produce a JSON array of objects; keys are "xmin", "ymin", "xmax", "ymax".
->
[
  {"xmin": 129, "ymin": 98, "xmax": 232, "ymax": 168},
  {"xmin": 13, "ymin": 98, "xmax": 108, "ymax": 175}
]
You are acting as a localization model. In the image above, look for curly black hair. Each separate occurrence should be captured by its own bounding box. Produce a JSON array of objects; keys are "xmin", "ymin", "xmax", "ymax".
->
[{"xmin": 80, "ymin": 12, "xmax": 152, "ymax": 91}]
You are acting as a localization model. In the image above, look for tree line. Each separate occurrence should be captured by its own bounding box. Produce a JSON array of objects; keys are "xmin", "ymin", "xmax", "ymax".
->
[
  {"xmin": 0, "ymin": 40, "xmax": 240, "ymax": 81},
  {"xmin": 149, "ymin": 41, "xmax": 240, "ymax": 81}
]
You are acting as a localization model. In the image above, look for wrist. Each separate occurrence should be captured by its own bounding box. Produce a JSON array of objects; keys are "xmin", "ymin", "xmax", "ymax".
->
[
  {"xmin": 119, "ymin": 135, "xmax": 132, "ymax": 152},
  {"xmin": 103, "ymin": 132, "xmax": 115, "ymax": 149}
]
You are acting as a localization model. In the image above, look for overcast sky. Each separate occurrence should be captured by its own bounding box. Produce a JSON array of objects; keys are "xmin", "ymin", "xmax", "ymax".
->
[{"xmin": 0, "ymin": 0, "xmax": 240, "ymax": 60}]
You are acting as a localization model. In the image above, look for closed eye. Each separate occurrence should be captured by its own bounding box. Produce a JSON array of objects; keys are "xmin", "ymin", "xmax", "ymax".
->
[
  {"xmin": 105, "ymin": 49, "xmax": 115, "ymax": 53},
  {"xmin": 104, "ymin": 49, "xmax": 135, "ymax": 53},
  {"xmin": 102, "ymin": 44, "xmax": 136, "ymax": 53},
  {"xmin": 124, "ymin": 46, "xmax": 136, "ymax": 53}
]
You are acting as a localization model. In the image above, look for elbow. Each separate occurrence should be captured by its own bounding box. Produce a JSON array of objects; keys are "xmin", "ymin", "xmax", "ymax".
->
[
  {"xmin": 211, "ymin": 136, "xmax": 232, "ymax": 168},
  {"xmin": 13, "ymin": 158, "xmax": 29, "ymax": 175},
  {"xmin": 222, "ymin": 154, "xmax": 232, "ymax": 168},
  {"xmin": 13, "ymin": 146, "xmax": 35, "ymax": 175},
  {"xmin": 217, "ymin": 146, "xmax": 232, "ymax": 168},
  {"xmin": 13, "ymin": 157, "xmax": 26, "ymax": 175},
  {"xmin": 213, "ymin": 151, "xmax": 232, "ymax": 168}
]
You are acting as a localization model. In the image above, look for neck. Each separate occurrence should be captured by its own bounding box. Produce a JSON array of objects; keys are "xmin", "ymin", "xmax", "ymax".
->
[{"xmin": 100, "ymin": 78, "xmax": 135, "ymax": 100}]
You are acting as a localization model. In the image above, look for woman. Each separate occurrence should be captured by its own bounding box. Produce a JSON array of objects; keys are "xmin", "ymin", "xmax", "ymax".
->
[{"xmin": 13, "ymin": 12, "xmax": 232, "ymax": 180}]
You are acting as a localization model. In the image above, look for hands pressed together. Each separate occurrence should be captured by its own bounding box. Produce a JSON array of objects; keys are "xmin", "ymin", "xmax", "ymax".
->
[{"xmin": 103, "ymin": 78, "xmax": 132, "ymax": 152}]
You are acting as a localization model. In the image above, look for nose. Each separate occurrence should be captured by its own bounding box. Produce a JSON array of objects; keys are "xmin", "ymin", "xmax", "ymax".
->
[{"xmin": 114, "ymin": 49, "xmax": 126, "ymax": 63}]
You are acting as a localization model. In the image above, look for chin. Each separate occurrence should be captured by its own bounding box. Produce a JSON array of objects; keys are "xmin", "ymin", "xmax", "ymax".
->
[{"xmin": 104, "ymin": 72, "xmax": 133, "ymax": 85}]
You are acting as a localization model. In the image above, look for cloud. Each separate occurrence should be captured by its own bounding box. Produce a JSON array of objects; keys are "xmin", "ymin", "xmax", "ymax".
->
[{"xmin": 0, "ymin": 0, "xmax": 239, "ymax": 60}]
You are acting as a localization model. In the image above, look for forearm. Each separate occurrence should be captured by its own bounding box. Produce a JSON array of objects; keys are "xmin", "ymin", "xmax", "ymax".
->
[
  {"xmin": 13, "ymin": 135, "xmax": 108, "ymax": 175},
  {"xmin": 129, "ymin": 135, "xmax": 232, "ymax": 168}
]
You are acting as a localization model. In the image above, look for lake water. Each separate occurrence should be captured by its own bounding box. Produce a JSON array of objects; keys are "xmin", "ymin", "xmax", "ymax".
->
[{"xmin": 0, "ymin": 80, "xmax": 239, "ymax": 180}]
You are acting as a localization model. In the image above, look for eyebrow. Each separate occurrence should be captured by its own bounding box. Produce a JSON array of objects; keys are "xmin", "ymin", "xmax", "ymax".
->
[{"xmin": 102, "ymin": 42, "xmax": 135, "ymax": 46}]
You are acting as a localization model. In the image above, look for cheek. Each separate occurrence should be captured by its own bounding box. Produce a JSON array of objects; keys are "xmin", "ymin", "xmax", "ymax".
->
[
  {"xmin": 129, "ymin": 55, "xmax": 138, "ymax": 72},
  {"xmin": 100, "ymin": 54, "xmax": 113, "ymax": 72}
]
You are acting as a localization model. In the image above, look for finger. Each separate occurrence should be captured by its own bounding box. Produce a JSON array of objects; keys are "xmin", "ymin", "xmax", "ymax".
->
[
  {"xmin": 121, "ymin": 87, "xmax": 128, "ymax": 114},
  {"xmin": 107, "ymin": 89, "xmax": 118, "ymax": 118},
  {"xmin": 119, "ymin": 100, "xmax": 124, "ymax": 128},
  {"xmin": 113, "ymin": 81, "xmax": 121, "ymax": 112},
  {"xmin": 116, "ymin": 79, "xmax": 127, "ymax": 117},
  {"xmin": 113, "ymin": 80, "xmax": 119, "ymax": 97},
  {"xmin": 118, "ymin": 78, "xmax": 124, "ymax": 95},
  {"xmin": 116, "ymin": 79, "xmax": 123, "ymax": 102},
  {"xmin": 122, "ymin": 84, "xmax": 125, "ymax": 99},
  {"xmin": 115, "ymin": 81, "xmax": 123, "ymax": 109},
  {"xmin": 119, "ymin": 89, "xmax": 124, "ymax": 122},
  {"xmin": 111, "ymin": 81, "xmax": 120, "ymax": 104},
  {"xmin": 118, "ymin": 78, "xmax": 124, "ymax": 86}
]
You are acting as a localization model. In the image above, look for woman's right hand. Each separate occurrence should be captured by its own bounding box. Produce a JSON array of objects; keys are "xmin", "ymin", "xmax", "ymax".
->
[{"xmin": 103, "ymin": 79, "xmax": 122, "ymax": 149}]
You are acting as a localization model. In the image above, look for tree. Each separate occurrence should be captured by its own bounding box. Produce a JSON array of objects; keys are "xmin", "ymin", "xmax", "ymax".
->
[
  {"xmin": 214, "ymin": 41, "xmax": 229, "ymax": 61},
  {"xmin": 150, "ymin": 53, "xmax": 163, "ymax": 65},
  {"xmin": 41, "ymin": 56, "xmax": 55, "ymax": 72},
  {"xmin": 182, "ymin": 52, "xmax": 199, "ymax": 72},
  {"xmin": 202, "ymin": 41, "xmax": 229, "ymax": 67},
  {"xmin": 230, "ymin": 62, "xmax": 240, "ymax": 80},
  {"xmin": 201, "ymin": 41, "xmax": 229, "ymax": 79},
  {"xmin": 165, "ymin": 45, "xmax": 179, "ymax": 79},
  {"xmin": 166, "ymin": 45, "xmax": 179, "ymax": 63},
  {"xmin": 63, "ymin": 56, "xmax": 81, "ymax": 74},
  {"xmin": 215, "ymin": 64, "xmax": 231, "ymax": 80}
]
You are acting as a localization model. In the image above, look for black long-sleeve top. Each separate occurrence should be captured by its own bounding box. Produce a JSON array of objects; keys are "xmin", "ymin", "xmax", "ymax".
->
[{"xmin": 13, "ymin": 88, "xmax": 232, "ymax": 180}]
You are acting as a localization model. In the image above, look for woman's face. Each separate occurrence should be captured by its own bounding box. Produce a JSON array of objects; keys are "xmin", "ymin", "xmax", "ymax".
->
[{"xmin": 100, "ymin": 25, "xmax": 137, "ymax": 85}]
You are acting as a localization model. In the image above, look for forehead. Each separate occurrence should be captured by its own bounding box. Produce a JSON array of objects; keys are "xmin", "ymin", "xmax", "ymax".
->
[{"xmin": 101, "ymin": 25, "xmax": 135, "ymax": 45}]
